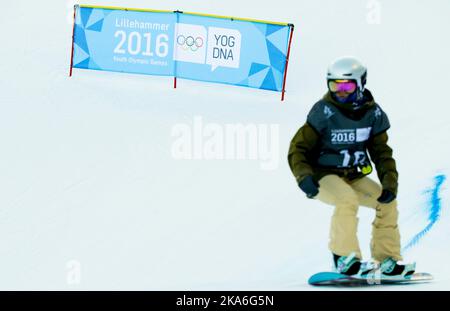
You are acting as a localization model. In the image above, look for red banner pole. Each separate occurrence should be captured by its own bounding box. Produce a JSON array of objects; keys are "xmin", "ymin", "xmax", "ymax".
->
[
  {"xmin": 173, "ymin": 10, "xmax": 182, "ymax": 89},
  {"xmin": 69, "ymin": 5, "xmax": 77, "ymax": 77},
  {"xmin": 281, "ymin": 24, "xmax": 294, "ymax": 101}
]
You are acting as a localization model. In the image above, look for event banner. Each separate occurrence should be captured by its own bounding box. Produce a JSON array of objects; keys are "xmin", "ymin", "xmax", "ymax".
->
[{"xmin": 71, "ymin": 5, "xmax": 293, "ymax": 93}]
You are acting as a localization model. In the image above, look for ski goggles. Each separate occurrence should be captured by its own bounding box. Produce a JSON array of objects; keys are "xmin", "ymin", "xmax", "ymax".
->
[{"xmin": 328, "ymin": 80, "xmax": 357, "ymax": 93}]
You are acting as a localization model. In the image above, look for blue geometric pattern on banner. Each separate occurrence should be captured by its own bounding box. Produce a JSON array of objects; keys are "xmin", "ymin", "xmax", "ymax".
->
[
  {"xmin": 72, "ymin": 6, "xmax": 292, "ymax": 92},
  {"xmin": 249, "ymin": 63, "xmax": 269, "ymax": 76},
  {"xmin": 272, "ymin": 66, "xmax": 284, "ymax": 90},
  {"xmin": 74, "ymin": 24, "xmax": 89, "ymax": 55},
  {"xmin": 261, "ymin": 68, "xmax": 277, "ymax": 90},
  {"xmin": 73, "ymin": 44, "xmax": 89, "ymax": 66},
  {"xmin": 266, "ymin": 24, "xmax": 282, "ymax": 36},
  {"xmin": 87, "ymin": 19, "xmax": 104, "ymax": 32},
  {"xmin": 252, "ymin": 23, "xmax": 268, "ymax": 36},
  {"xmin": 81, "ymin": 7, "xmax": 93, "ymax": 27},
  {"xmin": 266, "ymin": 40, "xmax": 286, "ymax": 74},
  {"xmin": 239, "ymin": 77, "xmax": 249, "ymax": 84},
  {"xmin": 89, "ymin": 58, "xmax": 101, "ymax": 70},
  {"xmin": 248, "ymin": 67, "xmax": 270, "ymax": 88},
  {"xmin": 86, "ymin": 8, "xmax": 104, "ymax": 28},
  {"xmin": 77, "ymin": 57, "xmax": 91, "ymax": 69},
  {"xmin": 266, "ymin": 27, "xmax": 289, "ymax": 53}
]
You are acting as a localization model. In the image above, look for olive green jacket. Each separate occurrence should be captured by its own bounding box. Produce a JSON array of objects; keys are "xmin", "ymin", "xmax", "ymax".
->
[{"xmin": 288, "ymin": 92, "xmax": 398, "ymax": 195}]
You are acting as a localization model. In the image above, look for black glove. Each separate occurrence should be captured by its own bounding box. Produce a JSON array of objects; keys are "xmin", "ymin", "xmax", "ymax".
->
[
  {"xmin": 377, "ymin": 189, "xmax": 396, "ymax": 204},
  {"xmin": 298, "ymin": 175, "xmax": 319, "ymax": 198}
]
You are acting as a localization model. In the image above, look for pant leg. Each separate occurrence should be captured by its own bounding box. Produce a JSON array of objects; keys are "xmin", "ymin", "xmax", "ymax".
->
[
  {"xmin": 350, "ymin": 177, "xmax": 403, "ymax": 261},
  {"xmin": 315, "ymin": 175, "xmax": 362, "ymax": 259}
]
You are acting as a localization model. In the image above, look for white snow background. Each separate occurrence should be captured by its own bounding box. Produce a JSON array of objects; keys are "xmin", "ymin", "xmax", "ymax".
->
[{"xmin": 0, "ymin": 0, "xmax": 449, "ymax": 290}]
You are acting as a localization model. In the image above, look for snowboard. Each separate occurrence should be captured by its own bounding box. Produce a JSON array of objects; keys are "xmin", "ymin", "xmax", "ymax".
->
[{"xmin": 308, "ymin": 271, "xmax": 433, "ymax": 286}]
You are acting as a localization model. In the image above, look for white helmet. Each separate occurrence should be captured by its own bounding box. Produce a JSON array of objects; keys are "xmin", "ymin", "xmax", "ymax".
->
[{"xmin": 327, "ymin": 57, "xmax": 367, "ymax": 102}]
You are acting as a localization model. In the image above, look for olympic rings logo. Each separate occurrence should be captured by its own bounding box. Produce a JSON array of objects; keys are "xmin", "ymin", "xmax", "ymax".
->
[{"xmin": 177, "ymin": 35, "xmax": 204, "ymax": 52}]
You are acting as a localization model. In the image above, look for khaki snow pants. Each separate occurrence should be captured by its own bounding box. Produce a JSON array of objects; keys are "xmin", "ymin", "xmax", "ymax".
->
[{"xmin": 315, "ymin": 174, "xmax": 402, "ymax": 262}]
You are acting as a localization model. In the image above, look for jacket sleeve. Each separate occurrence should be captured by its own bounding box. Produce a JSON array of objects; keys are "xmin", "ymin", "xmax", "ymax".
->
[
  {"xmin": 367, "ymin": 131, "xmax": 399, "ymax": 195},
  {"xmin": 288, "ymin": 122, "xmax": 319, "ymax": 183}
]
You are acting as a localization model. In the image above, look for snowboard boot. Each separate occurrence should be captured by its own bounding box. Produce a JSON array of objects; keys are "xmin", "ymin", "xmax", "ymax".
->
[
  {"xmin": 379, "ymin": 257, "xmax": 416, "ymax": 278},
  {"xmin": 358, "ymin": 260, "xmax": 380, "ymax": 277},
  {"xmin": 333, "ymin": 252, "xmax": 361, "ymax": 275}
]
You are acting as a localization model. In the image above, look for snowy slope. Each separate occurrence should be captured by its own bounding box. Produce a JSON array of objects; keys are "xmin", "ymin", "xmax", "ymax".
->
[{"xmin": 0, "ymin": 0, "xmax": 449, "ymax": 290}]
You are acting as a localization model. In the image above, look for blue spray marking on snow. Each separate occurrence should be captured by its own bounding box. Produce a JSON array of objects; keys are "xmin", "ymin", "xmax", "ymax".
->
[{"xmin": 403, "ymin": 174, "xmax": 446, "ymax": 251}]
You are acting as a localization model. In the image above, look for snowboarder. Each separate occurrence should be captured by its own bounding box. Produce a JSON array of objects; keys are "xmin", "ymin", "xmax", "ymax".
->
[{"xmin": 288, "ymin": 57, "xmax": 415, "ymax": 277}]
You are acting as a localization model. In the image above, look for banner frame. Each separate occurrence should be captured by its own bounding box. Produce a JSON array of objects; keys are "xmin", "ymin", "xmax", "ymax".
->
[
  {"xmin": 79, "ymin": 5, "xmax": 173, "ymax": 14},
  {"xmin": 281, "ymin": 24, "xmax": 294, "ymax": 101},
  {"xmin": 69, "ymin": 5, "xmax": 78, "ymax": 77},
  {"xmin": 180, "ymin": 11, "xmax": 289, "ymax": 26},
  {"xmin": 79, "ymin": 5, "xmax": 289, "ymax": 26},
  {"xmin": 71, "ymin": 5, "xmax": 295, "ymax": 100}
]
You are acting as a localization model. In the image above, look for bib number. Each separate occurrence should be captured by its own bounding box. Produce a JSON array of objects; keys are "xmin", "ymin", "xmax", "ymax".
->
[{"xmin": 339, "ymin": 150, "xmax": 368, "ymax": 167}]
